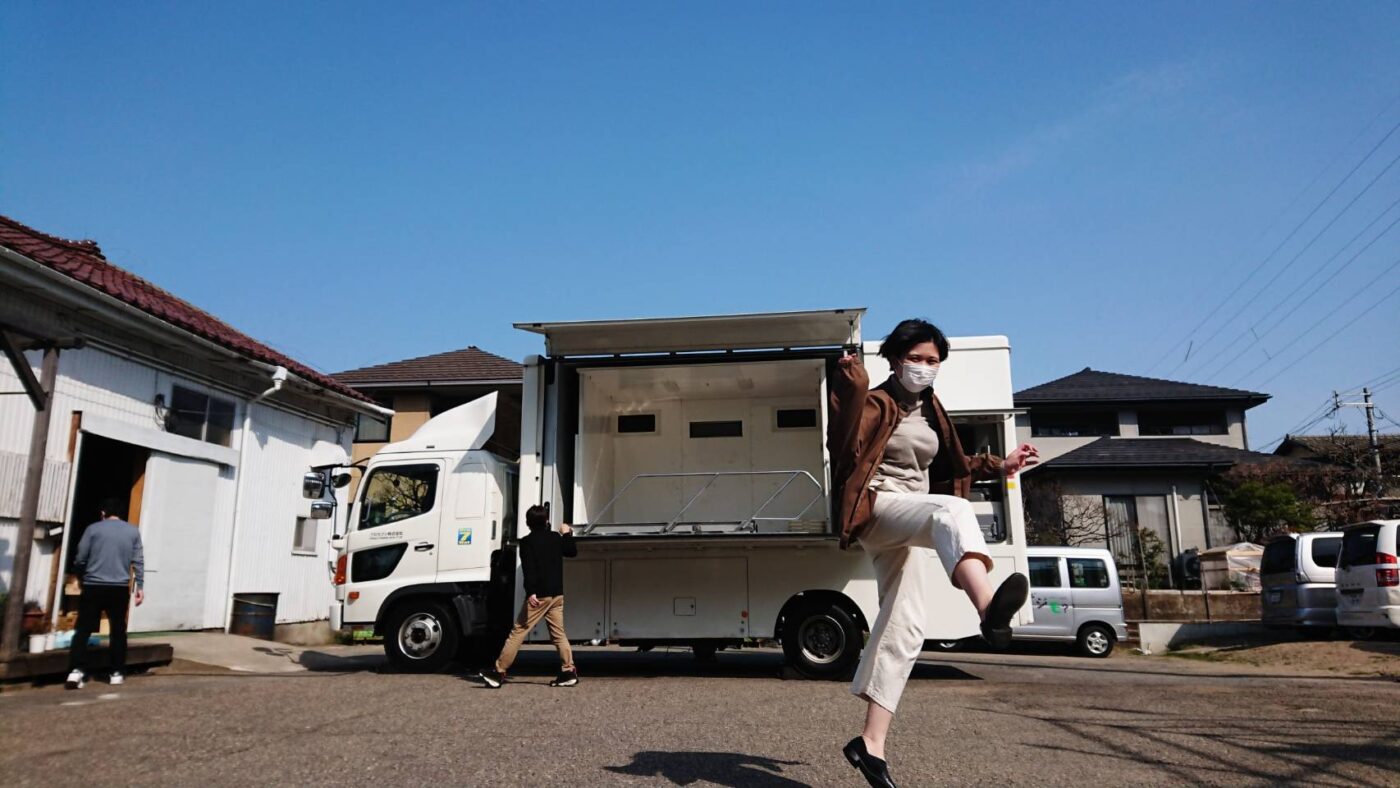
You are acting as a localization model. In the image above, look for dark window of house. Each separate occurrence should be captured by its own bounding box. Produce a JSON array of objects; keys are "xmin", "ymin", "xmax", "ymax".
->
[
  {"xmin": 776, "ymin": 409, "xmax": 817, "ymax": 429},
  {"xmin": 1311, "ymin": 536, "xmax": 1342, "ymax": 569},
  {"xmin": 618, "ymin": 414, "xmax": 657, "ymax": 433},
  {"xmin": 359, "ymin": 464, "xmax": 439, "ymax": 529},
  {"xmin": 690, "ymin": 420, "xmax": 743, "ymax": 438},
  {"xmin": 1138, "ymin": 409, "xmax": 1228, "ymax": 436},
  {"xmin": 1030, "ymin": 411, "xmax": 1119, "ymax": 438},
  {"xmin": 1029, "ymin": 557, "xmax": 1063, "ymax": 588},
  {"xmin": 355, "ymin": 413, "xmax": 391, "ymax": 443},
  {"xmin": 167, "ymin": 385, "xmax": 237, "ymax": 447},
  {"xmin": 1067, "ymin": 558, "xmax": 1110, "ymax": 588},
  {"xmin": 352, "ymin": 543, "xmax": 408, "ymax": 582},
  {"xmin": 1262, "ymin": 538, "xmax": 1297, "ymax": 575}
]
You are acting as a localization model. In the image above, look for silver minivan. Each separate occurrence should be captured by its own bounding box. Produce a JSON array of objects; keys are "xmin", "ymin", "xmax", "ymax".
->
[
  {"xmin": 1261, "ymin": 532, "xmax": 1343, "ymax": 633},
  {"xmin": 1014, "ymin": 546, "xmax": 1130, "ymax": 657}
]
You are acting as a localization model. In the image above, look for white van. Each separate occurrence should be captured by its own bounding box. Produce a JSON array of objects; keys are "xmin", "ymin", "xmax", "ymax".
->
[
  {"xmin": 1336, "ymin": 520, "xmax": 1400, "ymax": 633},
  {"xmin": 315, "ymin": 309, "xmax": 1032, "ymax": 676},
  {"xmin": 1014, "ymin": 546, "xmax": 1128, "ymax": 657}
]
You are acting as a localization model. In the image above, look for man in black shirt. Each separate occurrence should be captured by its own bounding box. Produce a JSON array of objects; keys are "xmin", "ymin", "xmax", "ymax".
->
[{"xmin": 481, "ymin": 504, "xmax": 578, "ymax": 687}]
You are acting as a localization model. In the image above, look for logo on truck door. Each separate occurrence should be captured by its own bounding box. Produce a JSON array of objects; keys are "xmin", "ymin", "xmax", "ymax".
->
[{"xmin": 457, "ymin": 528, "xmax": 473, "ymax": 545}]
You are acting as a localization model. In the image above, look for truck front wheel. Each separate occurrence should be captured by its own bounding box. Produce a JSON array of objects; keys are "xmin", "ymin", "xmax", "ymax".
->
[
  {"xmin": 383, "ymin": 599, "xmax": 460, "ymax": 673},
  {"xmin": 782, "ymin": 600, "xmax": 862, "ymax": 679}
]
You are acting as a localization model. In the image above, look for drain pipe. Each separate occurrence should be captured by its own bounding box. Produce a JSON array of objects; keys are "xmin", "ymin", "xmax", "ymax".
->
[{"xmin": 222, "ymin": 365, "xmax": 288, "ymax": 631}]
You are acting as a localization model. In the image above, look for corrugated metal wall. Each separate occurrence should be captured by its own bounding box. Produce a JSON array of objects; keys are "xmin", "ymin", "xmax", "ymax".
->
[{"xmin": 219, "ymin": 401, "xmax": 348, "ymax": 624}]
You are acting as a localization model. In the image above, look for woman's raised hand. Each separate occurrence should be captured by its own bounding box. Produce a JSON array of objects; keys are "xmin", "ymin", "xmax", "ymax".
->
[{"xmin": 1003, "ymin": 443, "xmax": 1040, "ymax": 475}]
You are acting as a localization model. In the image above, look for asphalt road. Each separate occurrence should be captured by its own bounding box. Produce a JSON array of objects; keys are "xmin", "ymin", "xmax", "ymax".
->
[{"xmin": 2, "ymin": 647, "xmax": 1396, "ymax": 787}]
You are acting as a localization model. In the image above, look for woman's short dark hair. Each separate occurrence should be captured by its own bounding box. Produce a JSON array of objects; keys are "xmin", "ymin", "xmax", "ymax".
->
[
  {"xmin": 525, "ymin": 503, "xmax": 550, "ymax": 532},
  {"xmin": 879, "ymin": 319, "xmax": 949, "ymax": 363}
]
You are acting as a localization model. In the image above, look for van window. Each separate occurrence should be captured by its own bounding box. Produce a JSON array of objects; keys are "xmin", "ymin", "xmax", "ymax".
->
[
  {"xmin": 1262, "ymin": 539, "xmax": 1297, "ymax": 575},
  {"xmin": 1340, "ymin": 526, "xmax": 1380, "ymax": 569},
  {"xmin": 1029, "ymin": 557, "xmax": 1062, "ymax": 588},
  {"xmin": 1310, "ymin": 536, "xmax": 1342, "ymax": 569},
  {"xmin": 359, "ymin": 464, "xmax": 439, "ymax": 529},
  {"xmin": 1067, "ymin": 558, "xmax": 1110, "ymax": 589}
]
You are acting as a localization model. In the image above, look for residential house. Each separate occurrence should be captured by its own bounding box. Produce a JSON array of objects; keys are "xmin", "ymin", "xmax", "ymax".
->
[
  {"xmin": 1015, "ymin": 368, "xmax": 1276, "ymax": 574},
  {"xmin": 0, "ymin": 214, "xmax": 388, "ymax": 635},
  {"xmin": 332, "ymin": 347, "xmax": 523, "ymax": 478}
]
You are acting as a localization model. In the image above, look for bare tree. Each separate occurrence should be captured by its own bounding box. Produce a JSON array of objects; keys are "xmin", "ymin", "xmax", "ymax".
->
[{"xmin": 1023, "ymin": 477, "xmax": 1107, "ymax": 547}]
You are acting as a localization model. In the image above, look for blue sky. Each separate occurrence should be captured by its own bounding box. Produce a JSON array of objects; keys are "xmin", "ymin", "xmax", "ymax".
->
[{"xmin": 3, "ymin": 3, "xmax": 1398, "ymax": 448}]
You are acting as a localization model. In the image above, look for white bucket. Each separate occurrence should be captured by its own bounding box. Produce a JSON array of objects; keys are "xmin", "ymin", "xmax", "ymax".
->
[{"xmin": 27, "ymin": 634, "xmax": 45, "ymax": 654}]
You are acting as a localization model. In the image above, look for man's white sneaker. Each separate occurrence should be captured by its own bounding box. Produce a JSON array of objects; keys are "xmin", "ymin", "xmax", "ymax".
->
[
  {"xmin": 65, "ymin": 670, "xmax": 86, "ymax": 690},
  {"xmin": 108, "ymin": 672, "xmax": 124, "ymax": 686}
]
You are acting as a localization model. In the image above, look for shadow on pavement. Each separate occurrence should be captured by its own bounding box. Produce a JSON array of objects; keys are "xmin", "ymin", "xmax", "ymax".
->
[
  {"xmin": 605, "ymin": 751, "xmax": 810, "ymax": 787},
  {"xmin": 458, "ymin": 647, "xmax": 980, "ymax": 684},
  {"xmin": 297, "ymin": 650, "xmax": 386, "ymax": 673}
]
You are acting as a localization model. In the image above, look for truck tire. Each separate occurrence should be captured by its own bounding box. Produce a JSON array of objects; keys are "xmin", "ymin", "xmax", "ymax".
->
[
  {"xmin": 782, "ymin": 600, "xmax": 862, "ymax": 679},
  {"xmin": 1076, "ymin": 623, "xmax": 1115, "ymax": 658},
  {"xmin": 383, "ymin": 599, "xmax": 460, "ymax": 673}
]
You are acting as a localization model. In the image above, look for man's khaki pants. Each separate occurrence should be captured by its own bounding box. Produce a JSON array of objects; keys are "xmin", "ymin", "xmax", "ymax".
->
[{"xmin": 495, "ymin": 594, "xmax": 574, "ymax": 673}]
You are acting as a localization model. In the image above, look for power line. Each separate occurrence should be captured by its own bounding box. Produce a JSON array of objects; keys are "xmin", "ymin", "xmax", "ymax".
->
[
  {"xmin": 1163, "ymin": 147, "xmax": 1400, "ymax": 379},
  {"xmin": 1190, "ymin": 198, "xmax": 1400, "ymax": 381},
  {"xmin": 1144, "ymin": 113, "xmax": 1400, "ymax": 374},
  {"xmin": 1237, "ymin": 277, "xmax": 1400, "ymax": 389},
  {"xmin": 1257, "ymin": 366, "xmax": 1400, "ymax": 451}
]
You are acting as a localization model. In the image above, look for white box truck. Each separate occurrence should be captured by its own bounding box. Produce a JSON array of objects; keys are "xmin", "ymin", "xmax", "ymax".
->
[{"xmin": 309, "ymin": 308, "xmax": 1031, "ymax": 677}]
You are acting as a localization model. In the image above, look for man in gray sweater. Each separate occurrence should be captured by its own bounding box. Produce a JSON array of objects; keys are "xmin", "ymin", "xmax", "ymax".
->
[{"xmin": 66, "ymin": 496, "xmax": 145, "ymax": 689}]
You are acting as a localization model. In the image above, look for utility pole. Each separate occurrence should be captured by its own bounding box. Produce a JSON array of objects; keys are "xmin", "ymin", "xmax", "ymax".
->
[{"xmin": 1334, "ymin": 388, "xmax": 1385, "ymax": 497}]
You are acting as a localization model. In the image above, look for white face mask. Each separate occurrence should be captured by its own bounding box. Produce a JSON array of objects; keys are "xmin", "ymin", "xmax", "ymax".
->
[{"xmin": 898, "ymin": 362, "xmax": 939, "ymax": 392}]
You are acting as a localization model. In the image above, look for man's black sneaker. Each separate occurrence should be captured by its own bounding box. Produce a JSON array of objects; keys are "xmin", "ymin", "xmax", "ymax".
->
[
  {"xmin": 981, "ymin": 572, "xmax": 1030, "ymax": 650},
  {"xmin": 549, "ymin": 669, "xmax": 579, "ymax": 687},
  {"xmin": 480, "ymin": 670, "xmax": 504, "ymax": 688}
]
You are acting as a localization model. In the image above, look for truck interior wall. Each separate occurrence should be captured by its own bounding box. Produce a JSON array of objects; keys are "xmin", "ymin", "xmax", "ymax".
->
[{"xmin": 570, "ymin": 358, "xmax": 829, "ymax": 533}]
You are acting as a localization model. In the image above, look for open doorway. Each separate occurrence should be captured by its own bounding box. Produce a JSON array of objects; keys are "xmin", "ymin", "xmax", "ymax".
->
[{"xmin": 56, "ymin": 434, "xmax": 149, "ymax": 622}]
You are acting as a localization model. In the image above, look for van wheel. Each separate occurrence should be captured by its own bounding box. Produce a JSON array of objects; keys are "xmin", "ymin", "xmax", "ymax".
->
[
  {"xmin": 782, "ymin": 600, "xmax": 862, "ymax": 679},
  {"xmin": 384, "ymin": 599, "xmax": 460, "ymax": 673},
  {"xmin": 1346, "ymin": 626, "xmax": 1378, "ymax": 641},
  {"xmin": 1076, "ymin": 623, "xmax": 1115, "ymax": 658}
]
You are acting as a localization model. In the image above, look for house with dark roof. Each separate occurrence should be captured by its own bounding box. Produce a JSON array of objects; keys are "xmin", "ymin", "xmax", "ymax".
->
[
  {"xmin": 333, "ymin": 347, "xmax": 523, "ymax": 471},
  {"xmin": 1274, "ymin": 433, "xmax": 1400, "ymax": 497},
  {"xmin": 0, "ymin": 213, "xmax": 388, "ymax": 638},
  {"xmin": 1014, "ymin": 368, "xmax": 1276, "ymax": 574}
]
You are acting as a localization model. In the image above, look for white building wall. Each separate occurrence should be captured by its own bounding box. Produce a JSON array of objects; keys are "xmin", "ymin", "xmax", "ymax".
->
[
  {"xmin": 0, "ymin": 345, "xmax": 352, "ymax": 627},
  {"xmin": 222, "ymin": 400, "xmax": 349, "ymax": 625}
]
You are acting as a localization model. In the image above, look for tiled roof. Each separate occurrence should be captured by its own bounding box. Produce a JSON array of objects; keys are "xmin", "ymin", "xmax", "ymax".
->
[
  {"xmin": 333, "ymin": 346, "xmax": 522, "ymax": 385},
  {"xmin": 1015, "ymin": 368, "xmax": 1268, "ymax": 405},
  {"xmin": 1276, "ymin": 434, "xmax": 1400, "ymax": 459},
  {"xmin": 1040, "ymin": 437, "xmax": 1283, "ymax": 469},
  {"xmin": 0, "ymin": 214, "xmax": 374, "ymax": 405}
]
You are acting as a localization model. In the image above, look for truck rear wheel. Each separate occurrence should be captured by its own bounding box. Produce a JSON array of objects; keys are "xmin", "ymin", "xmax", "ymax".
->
[
  {"xmin": 782, "ymin": 600, "xmax": 862, "ymax": 679},
  {"xmin": 383, "ymin": 599, "xmax": 460, "ymax": 673}
]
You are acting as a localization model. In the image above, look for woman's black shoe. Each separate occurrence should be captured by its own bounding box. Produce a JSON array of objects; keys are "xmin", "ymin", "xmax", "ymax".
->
[
  {"xmin": 980, "ymin": 572, "xmax": 1030, "ymax": 649},
  {"xmin": 843, "ymin": 737, "xmax": 897, "ymax": 788}
]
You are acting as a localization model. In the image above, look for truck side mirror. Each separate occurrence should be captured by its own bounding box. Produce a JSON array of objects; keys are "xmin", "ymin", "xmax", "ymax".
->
[
  {"xmin": 332, "ymin": 472, "xmax": 353, "ymax": 489},
  {"xmin": 309, "ymin": 500, "xmax": 335, "ymax": 520},
  {"xmin": 303, "ymin": 471, "xmax": 326, "ymax": 500}
]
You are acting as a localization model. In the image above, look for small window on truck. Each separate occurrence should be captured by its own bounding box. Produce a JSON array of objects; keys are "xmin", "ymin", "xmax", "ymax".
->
[
  {"xmin": 359, "ymin": 464, "xmax": 439, "ymax": 529},
  {"xmin": 617, "ymin": 414, "xmax": 657, "ymax": 434},
  {"xmin": 1067, "ymin": 558, "xmax": 1110, "ymax": 589},
  {"xmin": 690, "ymin": 420, "xmax": 743, "ymax": 438},
  {"xmin": 775, "ymin": 409, "xmax": 818, "ymax": 429}
]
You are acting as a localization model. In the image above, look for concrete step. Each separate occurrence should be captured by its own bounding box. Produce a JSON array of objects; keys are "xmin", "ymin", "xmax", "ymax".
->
[{"xmin": 0, "ymin": 643, "xmax": 173, "ymax": 686}]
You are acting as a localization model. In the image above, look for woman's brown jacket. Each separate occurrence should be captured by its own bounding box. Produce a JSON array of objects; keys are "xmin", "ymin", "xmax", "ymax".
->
[{"xmin": 827, "ymin": 356, "xmax": 1004, "ymax": 548}]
